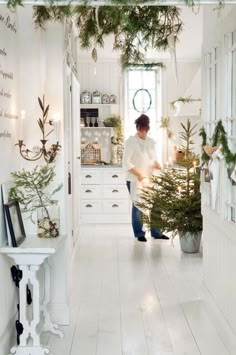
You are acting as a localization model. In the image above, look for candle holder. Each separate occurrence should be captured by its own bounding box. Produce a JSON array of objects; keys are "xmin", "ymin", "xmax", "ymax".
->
[{"xmin": 16, "ymin": 96, "xmax": 61, "ymax": 163}]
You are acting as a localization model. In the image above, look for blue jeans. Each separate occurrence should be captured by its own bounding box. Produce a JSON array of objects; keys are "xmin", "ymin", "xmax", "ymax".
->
[{"xmin": 126, "ymin": 181, "xmax": 162, "ymax": 238}]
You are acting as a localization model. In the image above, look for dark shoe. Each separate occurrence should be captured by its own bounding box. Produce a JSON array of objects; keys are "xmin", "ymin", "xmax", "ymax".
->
[
  {"xmin": 137, "ymin": 236, "xmax": 147, "ymax": 242},
  {"xmin": 152, "ymin": 234, "xmax": 169, "ymax": 240}
]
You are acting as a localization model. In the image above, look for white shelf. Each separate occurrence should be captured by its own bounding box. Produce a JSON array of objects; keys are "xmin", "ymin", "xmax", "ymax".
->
[
  {"xmin": 80, "ymin": 104, "xmax": 119, "ymax": 108},
  {"xmin": 81, "ymin": 127, "xmax": 114, "ymax": 129}
]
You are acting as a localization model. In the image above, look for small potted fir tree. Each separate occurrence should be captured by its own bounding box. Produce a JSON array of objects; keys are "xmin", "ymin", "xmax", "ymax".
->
[
  {"xmin": 9, "ymin": 165, "xmax": 62, "ymax": 238},
  {"xmin": 138, "ymin": 119, "xmax": 202, "ymax": 253}
]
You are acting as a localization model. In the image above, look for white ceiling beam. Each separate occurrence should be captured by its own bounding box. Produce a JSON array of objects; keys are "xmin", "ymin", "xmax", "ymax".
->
[{"xmin": 1, "ymin": 0, "xmax": 236, "ymax": 5}]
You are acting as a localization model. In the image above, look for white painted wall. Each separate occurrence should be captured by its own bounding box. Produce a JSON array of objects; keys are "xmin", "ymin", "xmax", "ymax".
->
[
  {"xmin": 202, "ymin": 4, "xmax": 236, "ymax": 334},
  {"xmin": 0, "ymin": 5, "xmax": 73, "ymax": 352},
  {"xmin": 17, "ymin": 4, "xmax": 72, "ymax": 324},
  {"xmin": 0, "ymin": 7, "xmax": 22, "ymax": 353}
]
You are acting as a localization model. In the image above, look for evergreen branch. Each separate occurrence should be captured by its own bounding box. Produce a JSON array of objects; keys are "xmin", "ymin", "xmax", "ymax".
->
[
  {"xmin": 170, "ymin": 96, "xmax": 201, "ymax": 110},
  {"xmin": 9, "ymin": 165, "xmax": 62, "ymax": 224}
]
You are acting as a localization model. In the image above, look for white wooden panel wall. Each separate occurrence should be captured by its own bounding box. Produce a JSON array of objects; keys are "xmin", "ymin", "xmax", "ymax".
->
[
  {"xmin": 203, "ymin": 206, "xmax": 236, "ymax": 332},
  {"xmin": 77, "ymin": 60, "xmax": 122, "ymax": 104},
  {"xmin": 202, "ymin": 5, "xmax": 236, "ymax": 334}
]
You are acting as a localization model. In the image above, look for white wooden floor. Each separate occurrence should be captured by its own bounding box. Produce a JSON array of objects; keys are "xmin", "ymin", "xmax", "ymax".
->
[{"xmin": 46, "ymin": 224, "xmax": 236, "ymax": 355}]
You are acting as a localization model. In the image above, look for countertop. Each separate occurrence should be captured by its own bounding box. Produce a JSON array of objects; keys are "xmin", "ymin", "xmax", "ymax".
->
[{"xmin": 81, "ymin": 164, "xmax": 122, "ymax": 169}]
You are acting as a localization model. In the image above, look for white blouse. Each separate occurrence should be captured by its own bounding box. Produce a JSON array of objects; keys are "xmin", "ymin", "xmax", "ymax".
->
[{"xmin": 122, "ymin": 134, "xmax": 157, "ymax": 182}]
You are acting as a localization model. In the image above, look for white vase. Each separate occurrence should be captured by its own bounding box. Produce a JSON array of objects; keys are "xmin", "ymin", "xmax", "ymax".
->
[
  {"xmin": 111, "ymin": 144, "xmax": 118, "ymax": 164},
  {"xmin": 37, "ymin": 204, "xmax": 60, "ymax": 238}
]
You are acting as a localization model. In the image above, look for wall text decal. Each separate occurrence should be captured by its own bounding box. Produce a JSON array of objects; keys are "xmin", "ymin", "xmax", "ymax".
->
[
  {"xmin": 0, "ymin": 130, "xmax": 11, "ymax": 139},
  {"xmin": 0, "ymin": 14, "xmax": 17, "ymax": 33}
]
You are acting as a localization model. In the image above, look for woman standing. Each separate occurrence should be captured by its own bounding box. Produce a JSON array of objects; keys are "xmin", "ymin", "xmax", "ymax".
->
[{"xmin": 123, "ymin": 114, "xmax": 169, "ymax": 242}]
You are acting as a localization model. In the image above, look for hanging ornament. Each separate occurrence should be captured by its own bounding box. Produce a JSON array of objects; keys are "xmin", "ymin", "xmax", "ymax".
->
[
  {"xmin": 167, "ymin": 33, "xmax": 178, "ymax": 84},
  {"xmin": 203, "ymin": 145, "xmax": 218, "ymax": 157},
  {"xmin": 92, "ymin": 47, "xmax": 97, "ymax": 63}
]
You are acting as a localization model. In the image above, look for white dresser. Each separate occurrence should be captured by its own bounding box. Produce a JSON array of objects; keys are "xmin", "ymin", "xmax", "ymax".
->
[{"xmin": 80, "ymin": 166, "xmax": 130, "ymax": 223}]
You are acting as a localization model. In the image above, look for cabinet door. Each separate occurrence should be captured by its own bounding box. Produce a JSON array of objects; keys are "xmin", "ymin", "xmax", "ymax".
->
[
  {"xmin": 103, "ymin": 200, "xmax": 129, "ymax": 214},
  {"xmin": 81, "ymin": 170, "xmax": 102, "ymax": 184},
  {"xmin": 103, "ymin": 185, "xmax": 128, "ymax": 199},
  {"xmin": 103, "ymin": 170, "xmax": 126, "ymax": 185},
  {"xmin": 81, "ymin": 185, "xmax": 101, "ymax": 199},
  {"xmin": 81, "ymin": 200, "xmax": 102, "ymax": 213}
]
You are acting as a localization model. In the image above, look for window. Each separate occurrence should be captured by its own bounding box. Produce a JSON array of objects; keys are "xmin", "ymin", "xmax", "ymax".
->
[
  {"xmin": 124, "ymin": 68, "xmax": 161, "ymax": 140},
  {"xmin": 224, "ymin": 31, "xmax": 236, "ymax": 222}
]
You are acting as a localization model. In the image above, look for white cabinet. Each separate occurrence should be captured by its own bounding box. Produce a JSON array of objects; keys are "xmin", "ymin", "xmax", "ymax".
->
[{"xmin": 80, "ymin": 167, "xmax": 130, "ymax": 224}]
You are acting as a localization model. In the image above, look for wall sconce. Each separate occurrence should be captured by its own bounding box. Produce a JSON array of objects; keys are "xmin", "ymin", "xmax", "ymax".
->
[{"xmin": 16, "ymin": 96, "xmax": 61, "ymax": 163}]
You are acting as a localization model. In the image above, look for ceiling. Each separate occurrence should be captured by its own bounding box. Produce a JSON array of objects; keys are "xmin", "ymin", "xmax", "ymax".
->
[{"xmin": 77, "ymin": 6, "xmax": 203, "ymax": 62}]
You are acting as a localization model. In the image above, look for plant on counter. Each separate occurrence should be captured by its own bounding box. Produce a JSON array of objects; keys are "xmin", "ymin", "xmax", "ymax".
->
[
  {"xmin": 137, "ymin": 119, "xmax": 202, "ymax": 253},
  {"xmin": 9, "ymin": 165, "xmax": 62, "ymax": 238}
]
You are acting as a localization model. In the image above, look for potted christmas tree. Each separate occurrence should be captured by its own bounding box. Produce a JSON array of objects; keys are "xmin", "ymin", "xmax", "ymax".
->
[{"xmin": 138, "ymin": 119, "xmax": 202, "ymax": 253}]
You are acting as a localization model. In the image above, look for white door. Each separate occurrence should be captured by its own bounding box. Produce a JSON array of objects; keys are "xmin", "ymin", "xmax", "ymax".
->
[
  {"xmin": 64, "ymin": 66, "xmax": 80, "ymax": 246},
  {"xmin": 71, "ymin": 73, "xmax": 81, "ymax": 243}
]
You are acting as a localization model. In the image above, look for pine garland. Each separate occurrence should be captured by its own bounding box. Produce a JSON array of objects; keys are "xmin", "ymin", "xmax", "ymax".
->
[
  {"xmin": 200, "ymin": 120, "xmax": 236, "ymax": 166},
  {"xmin": 170, "ymin": 95, "xmax": 201, "ymax": 111},
  {"xmin": 125, "ymin": 62, "xmax": 165, "ymax": 70}
]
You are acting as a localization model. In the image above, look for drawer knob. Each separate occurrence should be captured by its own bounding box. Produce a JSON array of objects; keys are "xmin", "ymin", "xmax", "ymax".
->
[
  {"xmin": 85, "ymin": 175, "xmax": 92, "ymax": 178},
  {"xmin": 85, "ymin": 189, "xmax": 92, "ymax": 193},
  {"xmin": 112, "ymin": 189, "xmax": 119, "ymax": 193},
  {"xmin": 112, "ymin": 204, "xmax": 119, "ymax": 208},
  {"xmin": 85, "ymin": 204, "xmax": 93, "ymax": 208},
  {"xmin": 112, "ymin": 175, "xmax": 118, "ymax": 178}
]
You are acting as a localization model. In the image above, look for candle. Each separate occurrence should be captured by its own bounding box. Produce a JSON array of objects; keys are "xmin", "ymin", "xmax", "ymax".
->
[
  {"xmin": 193, "ymin": 160, "xmax": 197, "ymax": 173},
  {"xmin": 53, "ymin": 113, "xmax": 61, "ymax": 143},
  {"xmin": 177, "ymin": 185, "xmax": 182, "ymax": 196},
  {"xmin": 19, "ymin": 110, "xmax": 25, "ymax": 140}
]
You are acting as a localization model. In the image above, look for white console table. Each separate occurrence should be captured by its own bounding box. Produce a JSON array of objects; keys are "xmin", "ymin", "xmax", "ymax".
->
[{"xmin": 0, "ymin": 235, "xmax": 64, "ymax": 355}]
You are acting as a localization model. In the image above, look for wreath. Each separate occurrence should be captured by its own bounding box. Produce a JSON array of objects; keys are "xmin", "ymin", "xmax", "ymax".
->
[{"xmin": 132, "ymin": 88, "xmax": 152, "ymax": 113}]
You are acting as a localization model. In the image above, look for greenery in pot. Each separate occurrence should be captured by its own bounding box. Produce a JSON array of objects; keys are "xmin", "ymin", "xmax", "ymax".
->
[
  {"xmin": 137, "ymin": 119, "xmax": 202, "ymax": 242},
  {"xmin": 9, "ymin": 164, "xmax": 62, "ymax": 238}
]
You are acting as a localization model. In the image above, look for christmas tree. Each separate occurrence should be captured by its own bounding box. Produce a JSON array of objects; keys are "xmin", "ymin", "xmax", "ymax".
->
[{"xmin": 137, "ymin": 119, "xmax": 202, "ymax": 239}]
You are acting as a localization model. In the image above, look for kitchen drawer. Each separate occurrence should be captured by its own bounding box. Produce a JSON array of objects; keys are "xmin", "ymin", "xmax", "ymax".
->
[
  {"xmin": 103, "ymin": 200, "xmax": 129, "ymax": 214},
  {"xmin": 81, "ymin": 170, "xmax": 102, "ymax": 184},
  {"xmin": 81, "ymin": 185, "xmax": 101, "ymax": 199},
  {"xmin": 81, "ymin": 200, "xmax": 102, "ymax": 214},
  {"xmin": 103, "ymin": 170, "xmax": 126, "ymax": 184},
  {"xmin": 103, "ymin": 185, "xmax": 128, "ymax": 199}
]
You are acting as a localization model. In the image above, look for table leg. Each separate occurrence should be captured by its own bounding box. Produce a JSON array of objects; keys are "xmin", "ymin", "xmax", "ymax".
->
[{"xmin": 41, "ymin": 260, "xmax": 64, "ymax": 338}]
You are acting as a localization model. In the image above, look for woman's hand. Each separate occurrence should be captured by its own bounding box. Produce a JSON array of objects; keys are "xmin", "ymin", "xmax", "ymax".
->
[
  {"xmin": 153, "ymin": 161, "xmax": 161, "ymax": 170},
  {"xmin": 137, "ymin": 173, "xmax": 144, "ymax": 182},
  {"xmin": 129, "ymin": 167, "xmax": 144, "ymax": 181}
]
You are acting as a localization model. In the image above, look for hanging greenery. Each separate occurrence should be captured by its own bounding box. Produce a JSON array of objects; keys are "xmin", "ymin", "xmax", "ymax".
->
[
  {"xmin": 125, "ymin": 62, "xmax": 165, "ymax": 70},
  {"xmin": 200, "ymin": 120, "xmax": 236, "ymax": 166},
  {"xmin": 32, "ymin": 4, "xmax": 182, "ymax": 69},
  {"xmin": 170, "ymin": 95, "xmax": 201, "ymax": 110},
  {"xmin": 6, "ymin": 0, "xmax": 225, "ymax": 10}
]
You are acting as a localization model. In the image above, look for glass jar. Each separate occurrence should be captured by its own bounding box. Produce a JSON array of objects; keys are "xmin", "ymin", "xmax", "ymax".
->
[{"xmin": 37, "ymin": 204, "xmax": 60, "ymax": 238}]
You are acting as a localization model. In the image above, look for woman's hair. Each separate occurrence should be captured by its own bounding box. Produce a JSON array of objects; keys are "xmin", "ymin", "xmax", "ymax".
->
[{"xmin": 134, "ymin": 114, "xmax": 150, "ymax": 131}]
